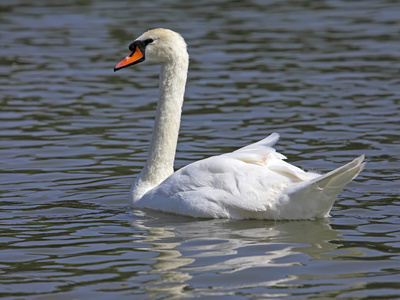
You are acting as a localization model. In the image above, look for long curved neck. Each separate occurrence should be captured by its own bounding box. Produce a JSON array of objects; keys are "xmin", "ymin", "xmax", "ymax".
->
[{"xmin": 133, "ymin": 56, "xmax": 188, "ymax": 198}]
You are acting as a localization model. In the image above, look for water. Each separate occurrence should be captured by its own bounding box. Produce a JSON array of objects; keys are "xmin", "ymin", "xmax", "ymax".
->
[{"xmin": 1, "ymin": 0, "xmax": 399, "ymax": 298}]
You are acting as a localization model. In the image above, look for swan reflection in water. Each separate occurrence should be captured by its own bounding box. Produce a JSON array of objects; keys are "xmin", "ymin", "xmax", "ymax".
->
[{"xmin": 130, "ymin": 210, "xmax": 364, "ymax": 298}]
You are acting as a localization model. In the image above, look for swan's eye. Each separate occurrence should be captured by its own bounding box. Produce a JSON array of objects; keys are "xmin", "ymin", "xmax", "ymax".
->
[
  {"xmin": 129, "ymin": 39, "xmax": 154, "ymax": 51},
  {"xmin": 144, "ymin": 38, "xmax": 154, "ymax": 46}
]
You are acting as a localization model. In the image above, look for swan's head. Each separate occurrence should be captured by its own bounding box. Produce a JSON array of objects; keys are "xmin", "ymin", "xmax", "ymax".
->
[{"xmin": 114, "ymin": 28, "xmax": 188, "ymax": 71}]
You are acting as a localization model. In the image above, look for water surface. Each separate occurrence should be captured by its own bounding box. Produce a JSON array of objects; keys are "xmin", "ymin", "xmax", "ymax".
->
[{"xmin": 1, "ymin": 0, "xmax": 399, "ymax": 298}]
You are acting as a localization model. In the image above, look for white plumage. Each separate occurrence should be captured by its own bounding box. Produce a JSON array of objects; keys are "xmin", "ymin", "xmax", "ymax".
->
[{"xmin": 114, "ymin": 28, "xmax": 365, "ymax": 220}]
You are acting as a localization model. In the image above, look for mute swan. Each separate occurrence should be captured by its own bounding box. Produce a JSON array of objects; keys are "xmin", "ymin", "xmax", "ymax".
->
[{"xmin": 114, "ymin": 28, "xmax": 365, "ymax": 219}]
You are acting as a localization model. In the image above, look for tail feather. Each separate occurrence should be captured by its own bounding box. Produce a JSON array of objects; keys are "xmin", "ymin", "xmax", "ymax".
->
[
  {"xmin": 313, "ymin": 155, "xmax": 365, "ymax": 190},
  {"xmin": 284, "ymin": 155, "xmax": 365, "ymax": 219}
]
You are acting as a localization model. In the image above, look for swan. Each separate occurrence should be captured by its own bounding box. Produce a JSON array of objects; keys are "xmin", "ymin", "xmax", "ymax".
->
[{"xmin": 114, "ymin": 28, "xmax": 365, "ymax": 219}]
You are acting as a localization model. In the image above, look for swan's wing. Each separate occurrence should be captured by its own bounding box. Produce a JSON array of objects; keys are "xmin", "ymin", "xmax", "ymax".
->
[
  {"xmin": 229, "ymin": 132, "xmax": 285, "ymax": 162},
  {"xmin": 235, "ymin": 132, "xmax": 281, "ymax": 152},
  {"xmin": 227, "ymin": 132, "xmax": 312, "ymax": 181},
  {"xmin": 140, "ymin": 155, "xmax": 276, "ymax": 217},
  {"xmin": 138, "ymin": 133, "xmax": 317, "ymax": 218}
]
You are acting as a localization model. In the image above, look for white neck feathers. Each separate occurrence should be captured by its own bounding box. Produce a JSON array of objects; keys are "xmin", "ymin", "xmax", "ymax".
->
[{"xmin": 131, "ymin": 55, "xmax": 188, "ymax": 201}]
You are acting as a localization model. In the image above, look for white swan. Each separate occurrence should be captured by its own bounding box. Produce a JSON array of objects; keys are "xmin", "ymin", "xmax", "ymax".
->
[{"xmin": 114, "ymin": 28, "xmax": 365, "ymax": 219}]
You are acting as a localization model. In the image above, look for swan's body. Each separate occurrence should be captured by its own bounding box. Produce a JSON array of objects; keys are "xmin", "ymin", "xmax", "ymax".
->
[{"xmin": 114, "ymin": 28, "xmax": 365, "ymax": 219}]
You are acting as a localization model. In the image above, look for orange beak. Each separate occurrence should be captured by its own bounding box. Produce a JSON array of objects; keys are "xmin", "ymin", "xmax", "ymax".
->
[{"xmin": 114, "ymin": 46, "xmax": 144, "ymax": 72}]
